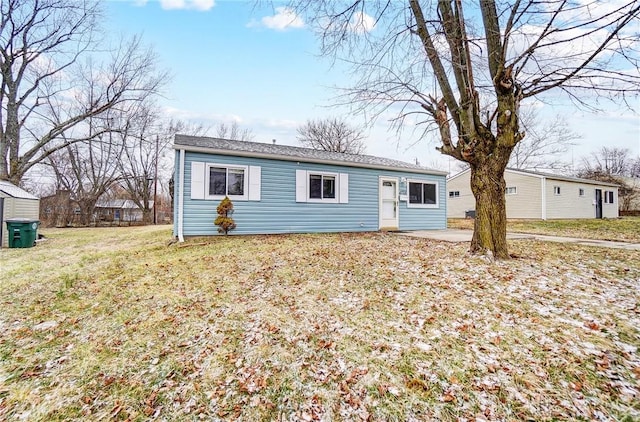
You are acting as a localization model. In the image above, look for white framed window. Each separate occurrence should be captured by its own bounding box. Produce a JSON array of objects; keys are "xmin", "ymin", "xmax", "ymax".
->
[
  {"xmin": 579, "ymin": 188, "xmax": 585, "ymax": 197},
  {"xmin": 309, "ymin": 172, "xmax": 337, "ymax": 202},
  {"xmin": 407, "ymin": 180, "xmax": 438, "ymax": 208},
  {"xmin": 296, "ymin": 170, "xmax": 348, "ymax": 204},
  {"xmin": 190, "ymin": 161, "xmax": 261, "ymax": 201},
  {"xmin": 206, "ymin": 164, "xmax": 248, "ymax": 200},
  {"xmin": 554, "ymin": 186, "xmax": 561, "ymax": 195},
  {"xmin": 505, "ymin": 187, "xmax": 517, "ymax": 195},
  {"xmin": 604, "ymin": 190, "xmax": 614, "ymax": 204},
  {"xmin": 449, "ymin": 191, "xmax": 460, "ymax": 198}
]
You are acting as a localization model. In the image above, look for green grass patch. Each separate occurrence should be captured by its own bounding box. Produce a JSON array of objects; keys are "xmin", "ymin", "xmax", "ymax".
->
[{"xmin": 449, "ymin": 217, "xmax": 640, "ymax": 242}]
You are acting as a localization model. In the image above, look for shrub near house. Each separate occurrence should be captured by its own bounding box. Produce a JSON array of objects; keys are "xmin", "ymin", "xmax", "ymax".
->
[{"xmin": 214, "ymin": 196, "xmax": 236, "ymax": 235}]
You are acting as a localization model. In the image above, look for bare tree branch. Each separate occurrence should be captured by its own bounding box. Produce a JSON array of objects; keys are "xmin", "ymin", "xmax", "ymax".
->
[
  {"xmin": 0, "ymin": 0, "xmax": 167, "ymax": 183},
  {"xmin": 216, "ymin": 121, "xmax": 255, "ymax": 142},
  {"xmin": 293, "ymin": 0, "xmax": 640, "ymax": 258},
  {"xmin": 297, "ymin": 117, "xmax": 366, "ymax": 154}
]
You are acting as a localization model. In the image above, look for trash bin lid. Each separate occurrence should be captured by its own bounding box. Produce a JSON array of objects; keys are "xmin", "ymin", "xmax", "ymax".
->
[{"xmin": 5, "ymin": 218, "xmax": 40, "ymax": 223}]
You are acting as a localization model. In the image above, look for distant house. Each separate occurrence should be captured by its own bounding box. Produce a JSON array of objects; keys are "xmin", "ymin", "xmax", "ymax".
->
[
  {"xmin": 95, "ymin": 199, "xmax": 154, "ymax": 223},
  {"xmin": 172, "ymin": 135, "xmax": 448, "ymax": 239},
  {"xmin": 447, "ymin": 168, "xmax": 619, "ymax": 220},
  {"xmin": 40, "ymin": 190, "xmax": 79, "ymax": 227},
  {"xmin": 0, "ymin": 180, "xmax": 40, "ymax": 247}
]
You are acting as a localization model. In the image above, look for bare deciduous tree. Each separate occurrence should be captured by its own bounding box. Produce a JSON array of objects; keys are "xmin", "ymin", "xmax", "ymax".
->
[
  {"xmin": 510, "ymin": 111, "xmax": 579, "ymax": 172},
  {"xmin": 297, "ymin": 117, "xmax": 366, "ymax": 154},
  {"xmin": 580, "ymin": 147, "xmax": 634, "ymax": 177},
  {"xmin": 0, "ymin": 0, "xmax": 167, "ymax": 184},
  {"xmin": 293, "ymin": 1, "xmax": 640, "ymax": 258},
  {"xmin": 631, "ymin": 158, "xmax": 640, "ymax": 179},
  {"xmin": 45, "ymin": 116, "xmax": 124, "ymax": 226},
  {"xmin": 117, "ymin": 103, "xmax": 188, "ymax": 224},
  {"xmin": 117, "ymin": 110, "xmax": 157, "ymax": 224},
  {"xmin": 216, "ymin": 121, "xmax": 255, "ymax": 142},
  {"xmin": 455, "ymin": 109, "xmax": 580, "ymax": 173},
  {"xmin": 578, "ymin": 147, "xmax": 640, "ymax": 212}
]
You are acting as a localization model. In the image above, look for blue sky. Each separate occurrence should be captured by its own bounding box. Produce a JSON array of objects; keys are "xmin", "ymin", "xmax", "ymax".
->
[{"xmin": 105, "ymin": 0, "xmax": 640, "ymax": 172}]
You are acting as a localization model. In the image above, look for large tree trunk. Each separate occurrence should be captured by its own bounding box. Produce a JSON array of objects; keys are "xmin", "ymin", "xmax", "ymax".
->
[
  {"xmin": 470, "ymin": 162, "xmax": 509, "ymax": 259},
  {"xmin": 77, "ymin": 199, "xmax": 97, "ymax": 226},
  {"xmin": 2, "ymin": 89, "xmax": 20, "ymax": 182},
  {"xmin": 142, "ymin": 208, "xmax": 153, "ymax": 224}
]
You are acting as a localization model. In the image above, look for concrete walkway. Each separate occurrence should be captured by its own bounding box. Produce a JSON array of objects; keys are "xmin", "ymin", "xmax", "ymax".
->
[{"xmin": 397, "ymin": 229, "xmax": 640, "ymax": 251}]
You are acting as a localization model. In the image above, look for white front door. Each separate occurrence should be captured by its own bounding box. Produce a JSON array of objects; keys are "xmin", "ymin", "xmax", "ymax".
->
[{"xmin": 379, "ymin": 177, "xmax": 399, "ymax": 229}]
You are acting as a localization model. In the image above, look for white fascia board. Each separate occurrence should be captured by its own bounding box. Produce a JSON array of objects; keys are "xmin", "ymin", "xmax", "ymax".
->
[
  {"xmin": 446, "ymin": 168, "xmax": 471, "ymax": 182},
  {"xmin": 506, "ymin": 168, "xmax": 545, "ymax": 179}
]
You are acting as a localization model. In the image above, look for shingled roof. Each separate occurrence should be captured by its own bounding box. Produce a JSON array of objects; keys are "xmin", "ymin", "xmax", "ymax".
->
[
  {"xmin": 174, "ymin": 135, "xmax": 447, "ymax": 175},
  {"xmin": 506, "ymin": 168, "xmax": 620, "ymax": 187}
]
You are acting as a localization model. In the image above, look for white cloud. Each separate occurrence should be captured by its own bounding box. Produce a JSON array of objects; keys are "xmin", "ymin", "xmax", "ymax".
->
[
  {"xmin": 159, "ymin": 0, "xmax": 215, "ymax": 11},
  {"xmin": 264, "ymin": 118, "xmax": 300, "ymax": 130},
  {"xmin": 132, "ymin": 0, "xmax": 148, "ymax": 6},
  {"xmin": 249, "ymin": 7, "xmax": 304, "ymax": 31},
  {"xmin": 349, "ymin": 11, "xmax": 375, "ymax": 34}
]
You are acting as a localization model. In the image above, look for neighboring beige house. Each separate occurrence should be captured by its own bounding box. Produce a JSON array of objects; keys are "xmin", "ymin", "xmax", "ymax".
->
[
  {"xmin": 0, "ymin": 180, "xmax": 40, "ymax": 247},
  {"xmin": 447, "ymin": 168, "xmax": 619, "ymax": 220}
]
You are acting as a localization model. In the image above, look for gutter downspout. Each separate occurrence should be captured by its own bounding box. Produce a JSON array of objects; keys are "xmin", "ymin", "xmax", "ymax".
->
[
  {"xmin": 177, "ymin": 149, "xmax": 185, "ymax": 242},
  {"xmin": 541, "ymin": 177, "xmax": 547, "ymax": 220}
]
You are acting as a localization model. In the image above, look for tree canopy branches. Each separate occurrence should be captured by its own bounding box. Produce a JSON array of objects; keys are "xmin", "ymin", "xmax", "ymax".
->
[
  {"xmin": 297, "ymin": 117, "xmax": 366, "ymax": 154},
  {"xmin": 0, "ymin": 0, "xmax": 168, "ymax": 183},
  {"xmin": 292, "ymin": 0, "xmax": 640, "ymax": 258}
]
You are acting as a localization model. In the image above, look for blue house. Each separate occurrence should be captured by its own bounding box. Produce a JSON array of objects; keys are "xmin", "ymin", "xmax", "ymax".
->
[{"xmin": 173, "ymin": 135, "xmax": 447, "ymax": 240}]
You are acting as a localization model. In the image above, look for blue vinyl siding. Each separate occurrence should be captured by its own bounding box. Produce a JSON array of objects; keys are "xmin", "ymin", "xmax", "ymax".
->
[
  {"xmin": 397, "ymin": 175, "xmax": 447, "ymax": 231},
  {"xmin": 177, "ymin": 151, "xmax": 446, "ymax": 235}
]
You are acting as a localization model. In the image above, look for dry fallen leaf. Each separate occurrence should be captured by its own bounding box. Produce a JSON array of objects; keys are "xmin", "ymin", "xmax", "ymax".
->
[
  {"xmin": 585, "ymin": 321, "xmax": 600, "ymax": 330},
  {"xmin": 442, "ymin": 393, "xmax": 456, "ymax": 403}
]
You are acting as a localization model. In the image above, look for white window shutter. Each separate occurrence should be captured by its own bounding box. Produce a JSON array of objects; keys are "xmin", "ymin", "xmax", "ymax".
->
[
  {"xmin": 248, "ymin": 166, "xmax": 261, "ymax": 201},
  {"xmin": 295, "ymin": 170, "xmax": 307, "ymax": 202},
  {"xmin": 339, "ymin": 173, "xmax": 349, "ymax": 203},
  {"xmin": 190, "ymin": 162, "xmax": 205, "ymax": 200}
]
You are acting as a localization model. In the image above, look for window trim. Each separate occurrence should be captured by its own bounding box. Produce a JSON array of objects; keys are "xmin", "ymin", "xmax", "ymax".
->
[
  {"xmin": 205, "ymin": 163, "xmax": 249, "ymax": 201},
  {"xmin": 406, "ymin": 179, "xmax": 439, "ymax": 209},
  {"xmin": 307, "ymin": 171, "xmax": 339, "ymax": 203},
  {"xmin": 448, "ymin": 190, "xmax": 460, "ymax": 198},
  {"xmin": 579, "ymin": 188, "xmax": 585, "ymax": 197},
  {"xmin": 604, "ymin": 190, "xmax": 614, "ymax": 204},
  {"xmin": 505, "ymin": 186, "xmax": 517, "ymax": 195},
  {"xmin": 295, "ymin": 170, "xmax": 348, "ymax": 204},
  {"xmin": 554, "ymin": 186, "xmax": 561, "ymax": 196}
]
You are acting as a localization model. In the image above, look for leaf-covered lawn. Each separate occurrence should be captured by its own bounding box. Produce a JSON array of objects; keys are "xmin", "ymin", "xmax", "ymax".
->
[
  {"xmin": 1, "ymin": 226, "xmax": 639, "ymax": 421},
  {"xmin": 449, "ymin": 217, "xmax": 640, "ymax": 243}
]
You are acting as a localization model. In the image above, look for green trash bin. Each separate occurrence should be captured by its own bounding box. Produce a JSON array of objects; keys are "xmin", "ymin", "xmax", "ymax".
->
[{"xmin": 6, "ymin": 219, "xmax": 40, "ymax": 248}]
